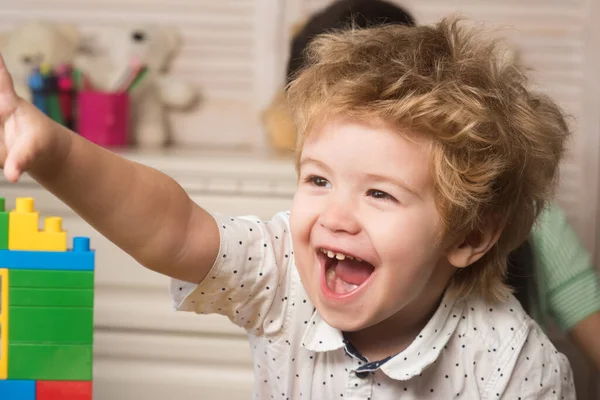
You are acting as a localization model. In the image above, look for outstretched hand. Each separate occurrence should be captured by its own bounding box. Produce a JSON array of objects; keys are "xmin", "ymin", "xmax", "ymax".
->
[{"xmin": 0, "ymin": 53, "xmax": 69, "ymax": 183}]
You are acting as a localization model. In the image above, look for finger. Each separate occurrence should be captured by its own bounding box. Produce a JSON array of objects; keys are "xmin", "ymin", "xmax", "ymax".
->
[
  {"xmin": 0, "ymin": 53, "xmax": 18, "ymax": 116},
  {"xmin": 3, "ymin": 156, "xmax": 22, "ymax": 183},
  {"xmin": 3, "ymin": 136, "xmax": 33, "ymax": 183}
]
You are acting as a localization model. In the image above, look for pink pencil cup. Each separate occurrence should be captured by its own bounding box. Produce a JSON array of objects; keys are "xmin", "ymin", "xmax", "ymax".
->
[{"xmin": 77, "ymin": 91, "xmax": 130, "ymax": 147}]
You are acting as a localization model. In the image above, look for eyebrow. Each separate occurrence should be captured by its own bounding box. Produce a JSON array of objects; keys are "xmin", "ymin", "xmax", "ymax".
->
[
  {"xmin": 298, "ymin": 157, "xmax": 332, "ymax": 174},
  {"xmin": 365, "ymin": 173, "xmax": 421, "ymax": 199},
  {"xmin": 299, "ymin": 157, "xmax": 421, "ymax": 199}
]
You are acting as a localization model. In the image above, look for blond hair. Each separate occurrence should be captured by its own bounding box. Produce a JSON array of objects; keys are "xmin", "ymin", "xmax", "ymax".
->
[{"xmin": 286, "ymin": 18, "xmax": 570, "ymax": 302}]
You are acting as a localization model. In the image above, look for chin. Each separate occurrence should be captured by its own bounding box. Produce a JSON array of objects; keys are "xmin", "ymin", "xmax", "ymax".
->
[{"xmin": 315, "ymin": 302, "xmax": 376, "ymax": 332}]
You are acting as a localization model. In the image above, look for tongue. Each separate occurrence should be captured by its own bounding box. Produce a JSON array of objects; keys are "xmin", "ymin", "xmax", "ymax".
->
[{"xmin": 335, "ymin": 259, "xmax": 373, "ymax": 285}]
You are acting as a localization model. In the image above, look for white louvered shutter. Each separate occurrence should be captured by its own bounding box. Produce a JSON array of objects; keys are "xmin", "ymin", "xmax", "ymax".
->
[
  {"xmin": 284, "ymin": 0, "xmax": 600, "ymax": 257},
  {"xmin": 0, "ymin": 0, "xmax": 284, "ymax": 148},
  {"xmin": 0, "ymin": 1, "xmax": 597, "ymax": 399}
]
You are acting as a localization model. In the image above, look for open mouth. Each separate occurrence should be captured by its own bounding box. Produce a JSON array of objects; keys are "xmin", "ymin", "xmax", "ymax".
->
[{"xmin": 319, "ymin": 248, "xmax": 375, "ymax": 296}]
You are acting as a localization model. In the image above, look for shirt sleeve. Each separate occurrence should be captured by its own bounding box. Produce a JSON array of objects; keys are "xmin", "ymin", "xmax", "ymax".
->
[
  {"xmin": 169, "ymin": 211, "xmax": 294, "ymax": 335},
  {"xmin": 531, "ymin": 204, "xmax": 600, "ymax": 331},
  {"xmin": 494, "ymin": 323, "xmax": 576, "ymax": 399}
]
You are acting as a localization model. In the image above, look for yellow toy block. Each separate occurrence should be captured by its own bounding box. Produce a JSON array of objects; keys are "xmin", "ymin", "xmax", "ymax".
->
[
  {"xmin": 0, "ymin": 268, "xmax": 8, "ymax": 380},
  {"xmin": 33, "ymin": 217, "xmax": 67, "ymax": 251},
  {"xmin": 8, "ymin": 198, "xmax": 38, "ymax": 250},
  {"xmin": 8, "ymin": 198, "xmax": 67, "ymax": 252}
]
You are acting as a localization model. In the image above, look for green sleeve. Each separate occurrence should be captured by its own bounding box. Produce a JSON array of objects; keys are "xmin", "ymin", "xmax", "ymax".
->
[{"xmin": 530, "ymin": 204, "xmax": 600, "ymax": 331}]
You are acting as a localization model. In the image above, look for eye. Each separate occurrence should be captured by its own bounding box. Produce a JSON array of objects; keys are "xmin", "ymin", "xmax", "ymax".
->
[
  {"xmin": 305, "ymin": 175, "xmax": 331, "ymax": 188},
  {"xmin": 367, "ymin": 189, "xmax": 397, "ymax": 202},
  {"xmin": 132, "ymin": 30, "xmax": 146, "ymax": 42}
]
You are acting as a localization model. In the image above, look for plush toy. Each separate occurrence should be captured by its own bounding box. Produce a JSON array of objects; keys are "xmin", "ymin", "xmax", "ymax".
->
[
  {"xmin": 75, "ymin": 24, "xmax": 197, "ymax": 148},
  {"xmin": 0, "ymin": 21, "xmax": 80, "ymax": 102},
  {"xmin": 261, "ymin": 0, "xmax": 415, "ymax": 152}
]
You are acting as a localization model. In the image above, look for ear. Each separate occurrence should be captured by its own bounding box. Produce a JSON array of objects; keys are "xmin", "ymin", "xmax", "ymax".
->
[
  {"xmin": 446, "ymin": 218, "xmax": 503, "ymax": 269},
  {"xmin": 57, "ymin": 24, "xmax": 80, "ymax": 48},
  {"xmin": 161, "ymin": 26, "xmax": 181, "ymax": 54}
]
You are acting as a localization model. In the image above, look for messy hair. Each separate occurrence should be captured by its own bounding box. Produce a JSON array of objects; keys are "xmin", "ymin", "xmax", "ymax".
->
[{"xmin": 286, "ymin": 17, "xmax": 570, "ymax": 302}]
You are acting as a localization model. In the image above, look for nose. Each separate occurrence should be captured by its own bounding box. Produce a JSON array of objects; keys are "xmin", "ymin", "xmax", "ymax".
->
[{"xmin": 318, "ymin": 195, "xmax": 361, "ymax": 235}]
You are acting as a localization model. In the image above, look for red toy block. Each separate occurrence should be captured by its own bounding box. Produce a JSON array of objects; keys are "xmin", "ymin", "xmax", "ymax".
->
[{"xmin": 37, "ymin": 380, "xmax": 92, "ymax": 400}]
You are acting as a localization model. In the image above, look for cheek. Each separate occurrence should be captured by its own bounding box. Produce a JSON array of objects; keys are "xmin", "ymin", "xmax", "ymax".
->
[
  {"xmin": 290, "ymin": 192, "xmax": 323, "ymax": 275},
  {"xmin": 371, "ymin": 209, "xmax": 442, "ymax": 267},
  {"xmin": 290, "ymin": 193, "xmax": 315, "ymax": 253},
  {"xmin": 290, "ymin": 190, "xmax": 321, "ymax": 230}
]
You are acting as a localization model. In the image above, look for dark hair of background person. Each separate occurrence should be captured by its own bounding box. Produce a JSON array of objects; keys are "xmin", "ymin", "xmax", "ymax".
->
[{"xmin": 286, "ymin": 0, "xmax": 416, "ymax": 85}]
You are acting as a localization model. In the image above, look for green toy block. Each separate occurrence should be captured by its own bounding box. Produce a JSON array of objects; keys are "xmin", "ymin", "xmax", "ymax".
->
[
  {"xmin": 9, "ymin": 287, "xmax": 94, "ymax": 307},
  {"xmin": 0, "ymin": 197, "xmax": 8, "ymax": 250},
  {"xmin": 9, "ymin": 306, "xmax": 93, "ymax": 344},
  {"xmin": 9, "ymin": 269, "xmax": 94, "ymax": 289},
  {"xmin": 8, "ymin": 343, "xmax": 92, "ymax": 380}
]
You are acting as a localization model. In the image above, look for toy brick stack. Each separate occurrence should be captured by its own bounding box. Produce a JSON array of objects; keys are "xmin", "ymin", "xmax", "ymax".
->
[{"xmin": 0, "ymin": 197, "xmax": 95, "ymax": 400}]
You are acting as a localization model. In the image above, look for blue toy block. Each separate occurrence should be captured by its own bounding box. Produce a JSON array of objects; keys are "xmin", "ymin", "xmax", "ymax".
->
[
  {"xmin": 0, "ymin": 237, "xmax": 94, "ymax": 271},
  {"xmin": 0, "ymin": 379, "xmax": 36, "ymax": 400}
]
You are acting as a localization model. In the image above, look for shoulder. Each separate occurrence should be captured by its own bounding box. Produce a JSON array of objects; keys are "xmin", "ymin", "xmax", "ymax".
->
[
  {"xmin": 462, "ymin": 296, "xmax": 574, "ymax": 397},
  {"xmin": 460, "ymin": 294, "xmax": 547, "ymax": 365},
  {"xmin": 502, "ymin": 320, "xmax": 575, "ymax": 397},
  {"xmin": 461, "ymin": 294, "xmax": 530, "ymax": 354}
]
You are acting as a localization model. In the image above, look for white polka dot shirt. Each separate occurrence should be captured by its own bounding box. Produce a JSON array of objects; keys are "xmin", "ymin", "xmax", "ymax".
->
[{"xmin": 171, "ymin": 212, "xmax": 575, "ymax": 399}]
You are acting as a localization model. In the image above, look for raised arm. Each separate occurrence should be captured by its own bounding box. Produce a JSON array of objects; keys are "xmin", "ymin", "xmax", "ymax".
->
[{"xmin": 0, "ymin": 54, "xmax": 218, "ymax": 283}]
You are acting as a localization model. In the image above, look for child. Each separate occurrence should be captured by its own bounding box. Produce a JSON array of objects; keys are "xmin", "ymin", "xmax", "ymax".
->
[
  {"xmin": 281, "ymin": 0, "xmax": 600, "ymax": 375},
  {"xmin": 0, "ymin": 18, "xmax": 575, "ymax": 399}
]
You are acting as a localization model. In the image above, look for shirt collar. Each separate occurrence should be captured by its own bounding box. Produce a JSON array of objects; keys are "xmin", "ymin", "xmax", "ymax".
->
[
  {"xmin": 301, "ymin": 309, "xmax": 345, "ymax": 352},
  {"xmin": 300, "ymin": 290, "xmax": 465, "ymax": 381}
]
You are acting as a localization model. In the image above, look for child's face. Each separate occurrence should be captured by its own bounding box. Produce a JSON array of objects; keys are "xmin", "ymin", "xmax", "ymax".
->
[{"xmin": 290, "ymin": 117, "xmax": 457, "ymax": 332}]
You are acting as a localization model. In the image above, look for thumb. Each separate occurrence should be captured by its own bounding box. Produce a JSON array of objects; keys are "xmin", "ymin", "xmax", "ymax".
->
[{"xmin": 0, "ymin": 52, "xmax": 18, "ymax": 117}]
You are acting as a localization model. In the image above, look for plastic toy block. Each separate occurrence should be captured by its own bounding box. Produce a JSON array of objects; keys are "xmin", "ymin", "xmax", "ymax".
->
[
  {"xmin": 0, "ymin": 242, "xmax": 94, "ymax": 271},
  {"xmin": 8, "ymin": 197, "xmax": 67, "ymax": 251},
  {"xmin": 0, "ymin": 198, "xmax": 9, "ymax": 250},
  {"xmin": 8, "ymin": 198, "xmax": 38, "ymax": 250},
  {"xmin": 8, "ymin": 343, "xmax": 92, "ymax": 380},
  {"xmin": 9, "ymin": 306, "xmax": 93, "ymax": 344},
  {"xmin": 10, "ymin": 287, "xmax": 94, "ymax": 307},
  {"xmin": 0, "ymin": 379, "xmax": 36, "ymax": 400},
  {"xmin": 32, "ymin": 217, "xmax": 68, "ymax": 251},
  {"xmin": 37, "ymin": 380, "xmax": 92, "ymax": 400},
  {"xmin": 9, "ymin": 269, "xmax": 94, "ymax": 289},
  {"xmin": 0, "ymin": 268, "xmax": 7, "ymax": 380},
  {"xmin": 1, "ymin": 196, "xmax": 95, "ymax": 391}
]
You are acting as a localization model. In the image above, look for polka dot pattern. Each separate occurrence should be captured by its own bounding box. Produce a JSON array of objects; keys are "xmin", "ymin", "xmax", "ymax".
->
[{"xmin": 169, "ymin": 211, "xmax": 575, "ymax": 399}]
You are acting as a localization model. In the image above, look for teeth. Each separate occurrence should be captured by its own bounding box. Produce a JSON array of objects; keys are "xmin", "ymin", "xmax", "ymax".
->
[{"xmin": 320, "ymin": 248, "xmax": 356, "ymax": 261}]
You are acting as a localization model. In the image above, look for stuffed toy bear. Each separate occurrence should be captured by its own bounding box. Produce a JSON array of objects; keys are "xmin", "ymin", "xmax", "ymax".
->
[
  {"xmin": 0, "ymin": 21, "xmax": 80, "ymax": 102},
  {"xmin": 75, "ymin": 24, "xmax": 197, "ymax": 148},
  {"xmin": 261, "ymin": 0, "xmax": 415, "ymax": 152}
]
